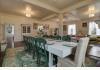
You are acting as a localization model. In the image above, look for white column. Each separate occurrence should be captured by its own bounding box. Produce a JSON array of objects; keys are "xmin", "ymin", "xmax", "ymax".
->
[{"xmin": 58, "ymin": 14, "xmax": 64, "ymax": 36}]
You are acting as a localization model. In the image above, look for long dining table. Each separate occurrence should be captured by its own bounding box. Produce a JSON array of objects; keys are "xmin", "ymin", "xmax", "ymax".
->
[{"xmin": 45, "ymin": 39, "xmax": 78, "ymax": 67}]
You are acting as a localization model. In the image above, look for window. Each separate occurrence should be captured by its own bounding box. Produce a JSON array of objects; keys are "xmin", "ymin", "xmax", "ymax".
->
[
  {"xmin": 23, "ymin": 26, "xmax": 26, "ymax": 33},
  {"xmin": 27, "ymin": 26, "xmax": 31, "ymax": 33},
  {"xmin": 68, "ymin": 24, "xmax": 76, "ymax": 35},
  {"xmin": 22, "ymin": 25, "xmax": 31, "ymax": 33},
  {"xmin": 89, "ymin": 21, "xmax": 100, "ymax": 35}
]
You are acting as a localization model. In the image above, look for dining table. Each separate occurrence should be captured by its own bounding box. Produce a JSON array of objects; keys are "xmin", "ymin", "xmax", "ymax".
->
[
  {"xmin": 89, "ymin": 44, "xmax": 100, "ymax": 60},
  {"xmin": 45, "ymin": 39, "xmax": 78, "ymax": 67}
]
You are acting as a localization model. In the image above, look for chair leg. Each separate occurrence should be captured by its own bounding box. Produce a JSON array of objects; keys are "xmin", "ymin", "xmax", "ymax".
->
[{"xmin": 32, "ymin": 48, "xmax": 36, "ymax": 59}]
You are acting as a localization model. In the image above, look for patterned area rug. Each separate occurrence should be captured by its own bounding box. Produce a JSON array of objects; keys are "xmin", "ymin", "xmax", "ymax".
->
[
  {"xmin": 2, "ymin": 47, "xmax": 97, "ymax": 67},
  {"xmin": 2, "ymin": 47, "xmax": 38, "ymax": 67}
]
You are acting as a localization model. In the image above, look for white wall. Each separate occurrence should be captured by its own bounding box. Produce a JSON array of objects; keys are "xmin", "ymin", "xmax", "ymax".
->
[
  {"xmin": 42, "ymin": 20, "xmax": 89, "ymax": 36},
  {"xmin": 1, "ymin": 13, "xmax": 98, "ymax": 42},
  {"xmin": 0, "ymin": 13, "xmax": 40, "ymax": 42},
  {"xmin": 42, "ymin": 20, "xmax": 59, "ymax": 35},
  {"xmin": 63, "ymin": 21, "xmax": 88, "ymax": 36}
]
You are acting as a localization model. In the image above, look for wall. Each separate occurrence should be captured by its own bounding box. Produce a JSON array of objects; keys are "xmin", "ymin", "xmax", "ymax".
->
[
  {"xmin": 42, "ymin": 20, "xmax": 89, "ymax": 36},
  {"xmin": 63, "ymin": 20, "xmax": 88, "ymax": 36},
  {"xmin": 42, "ymin": 20, "xmax": 59, "ymax": 35},
  {"xmin": 0, "ymin": 13, "xmax": 98, "ymax": 42},
  {"xmin": 0, "ymin": 13, "xmax": 40, "ymax": 42}
]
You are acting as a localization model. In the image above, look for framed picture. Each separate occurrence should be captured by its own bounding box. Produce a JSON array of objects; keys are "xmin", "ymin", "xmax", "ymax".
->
[
  {"xmin": 82, "ymin": 22, "xmax": 87, "ymax": 27},
  {"xmin": 33, "ymin": 23, "xmax": 38, "ymax": 30},
  {"xmin": 63, "ymin": 25, "xmax": 67, "ymax": 31}
]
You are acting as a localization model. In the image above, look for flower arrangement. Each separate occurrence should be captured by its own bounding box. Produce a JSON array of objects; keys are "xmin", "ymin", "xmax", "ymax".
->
[{"xmin": 37, "ymin": 25, "xmax": 44, "ymax": 37}]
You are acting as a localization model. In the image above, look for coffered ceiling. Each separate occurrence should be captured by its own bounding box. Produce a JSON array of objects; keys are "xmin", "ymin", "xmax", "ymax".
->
[
  {"xmin": 38, "ymin": 0, "xmax": 81, "ymax": 10},
  {"xmin": 0, "ymin": 0, "xmax": 55, "ymax": 19},
  {"xmin": 0, "ymin": 0, "xmax": 99, "ymax": 20}
]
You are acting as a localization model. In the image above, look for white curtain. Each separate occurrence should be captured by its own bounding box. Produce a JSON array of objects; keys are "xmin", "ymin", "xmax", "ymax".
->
[
  {"xmin": 89, "ymin": 21, "xmax": 100, "ymax": 35},
  {"xmin": 68, "ymin": 24, "xmax": 76, "ymax": 35}
]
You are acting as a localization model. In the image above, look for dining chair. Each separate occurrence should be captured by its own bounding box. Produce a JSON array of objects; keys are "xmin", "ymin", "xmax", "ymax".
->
[
  {"xmin": 48, "ymin": 35, "xmax": 54, "ymax": 39},
  {"xmin": 43, "ymin": 35, "xmax": 49, "ymax": 38},
  {"xmin": 30, "ymin": 37, "xmax": 37, "ymax": 59},
  {"xmin": 26, "ymin": 36, "xmax": 33, "ymax": 53},
  {"xmin": 57, "ymin": 37, "xmax": 89, "ymax": 67},
  {"xmin": 62, "ymin": 35, "xmax": 71, "ymax": 41},
  {"xmin": 54, "ymin": 35, "xmax": 61, "ymax": 40},
  {"xmin": 26, "ymin": 36, "xmax": 31, "ymax": 53},
  {"xmin": 35, "ymin": 37, "xmax": 49, "ymax": 66},
  {"xmin": 23, "ymin": 36, "xmax": 28, "ymax": 51}
]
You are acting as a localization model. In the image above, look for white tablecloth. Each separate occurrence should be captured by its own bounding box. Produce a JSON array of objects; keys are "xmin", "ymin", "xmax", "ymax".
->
[{"xmin": 46, "ymin": 39, "xmax": 78, "ymax": 66}]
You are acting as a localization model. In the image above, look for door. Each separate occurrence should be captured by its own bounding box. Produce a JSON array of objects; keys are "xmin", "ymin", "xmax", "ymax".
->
[{"xmin": 21, "ymin": 24, "xmax": 31, "ymax": 40}]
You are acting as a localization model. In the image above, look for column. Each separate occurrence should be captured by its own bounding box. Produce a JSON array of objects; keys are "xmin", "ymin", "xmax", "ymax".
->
[{"xmin": 58, "ymin": 14, "xmax": 64, "ymax": 36}]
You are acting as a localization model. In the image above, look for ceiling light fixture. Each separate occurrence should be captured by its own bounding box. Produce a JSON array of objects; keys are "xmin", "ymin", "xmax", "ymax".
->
[
  {"xmin": 88, "ymin": 6, "xmax": 95, "ymax": 18},
  {"xmin": 25, "ymin": 6, "xmax": 32, "ymax": 17}
]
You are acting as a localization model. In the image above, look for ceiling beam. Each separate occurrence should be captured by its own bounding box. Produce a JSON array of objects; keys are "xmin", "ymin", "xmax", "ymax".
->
[
  {"xmin": 23, "ymin": 0, "xmax": 60, "ymax": 13},
  {"xmin": 61, "ymin": 0, "xmax": 95, "ymax": 13},
  {"xmin": 42, "ymin": 0, "xmax": 95, "ymax": 20},
  {"xmin": 42, "ymin": 14, "xmax": 57, "ymax": 20}
]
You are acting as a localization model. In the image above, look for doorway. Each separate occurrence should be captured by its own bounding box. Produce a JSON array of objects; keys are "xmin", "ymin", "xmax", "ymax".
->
[{"xmin": 5, "ymin": 24, "xmax": 14, "ymax": 48}]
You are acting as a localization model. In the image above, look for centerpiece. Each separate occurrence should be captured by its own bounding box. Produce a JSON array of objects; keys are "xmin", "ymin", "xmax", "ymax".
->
[{"xmin": 37, "ymin": 25, "xmax": 44, "ymax": 37}]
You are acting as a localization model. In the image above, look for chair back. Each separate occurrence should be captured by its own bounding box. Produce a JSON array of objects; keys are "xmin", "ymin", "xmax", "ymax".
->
[
  {"xmin": 74, "ymin": 37, "xmax": 89, "ymax": 66},
  {"xmin": 30, "ymin": 37, "xmax": 36, "ymax": 46},
  {"xmin": 35, "ymin": 38, "xmax": 47, "ymax": 55},
  {"xmin": 35, "ymin": 37, "xmax": 48, "ymax": 66},
  {"xmin": 36, "ymin": 38, "xmax": 46, "ymax": 47},
  {"xmin": 62, "ymin": 35, "xmax": 71, "ymax": 41},
  {"xmin": 55, "ymin": 35, "xmax": 61, "ymax": 40}
]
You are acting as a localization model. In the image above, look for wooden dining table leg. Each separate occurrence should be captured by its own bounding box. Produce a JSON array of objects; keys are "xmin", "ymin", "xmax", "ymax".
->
[{"xmin": 49, "ymin": 52, "xmax": 53, "ymax": 67}]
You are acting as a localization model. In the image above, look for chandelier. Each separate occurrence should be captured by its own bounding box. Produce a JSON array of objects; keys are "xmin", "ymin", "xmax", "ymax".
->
[
  {"xmin": 88, "ymin": 6, "xmax": 95, "ymax": 17},
  {"xmin": 25, "ymin": 6, "xmax": 32, "ymax": 17}
]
